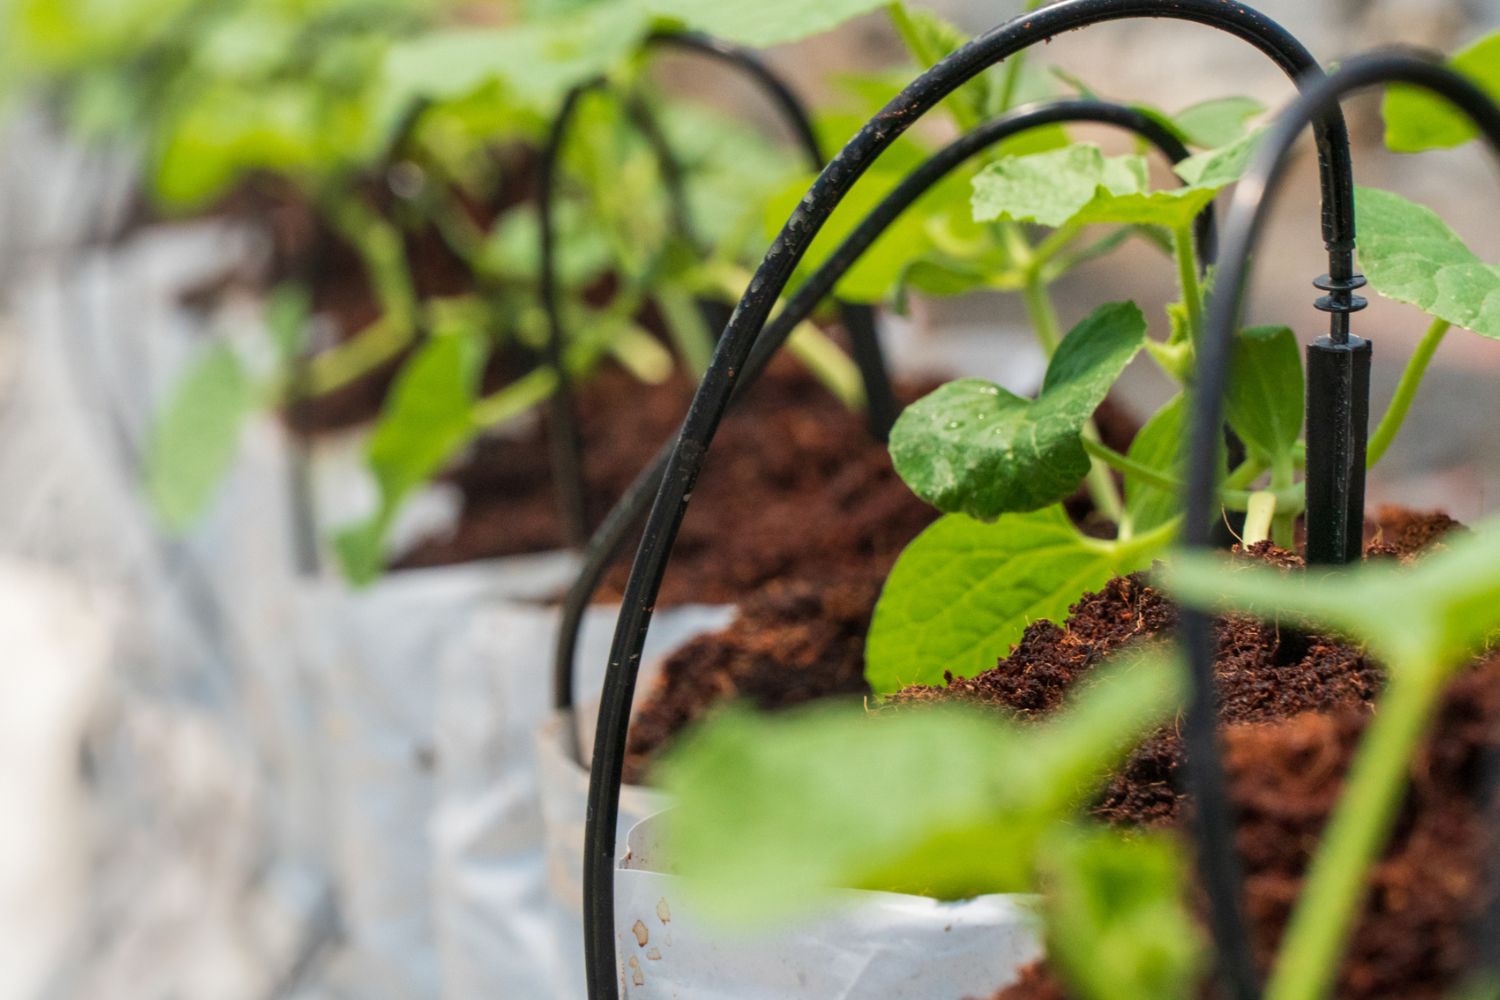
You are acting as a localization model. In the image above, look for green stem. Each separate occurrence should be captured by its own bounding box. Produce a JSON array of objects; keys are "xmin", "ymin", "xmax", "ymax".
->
[
  {"xmin": 1269, "ymin": 453, "xmax": 1296, "ymax": 548},
  {"xmin": 787, "ymin": 321, "xmax": 866, "ymax": 411},
  {"xmin": 1022, "ymin": 270, "xmax": 1063, "ymax": 355},
  {"xmin": 1367, "ymin": 317, "xmax": 1450, "ymax": 468},
  {"xmin": 471, "ymin": 367, "xmax": 558, "ymax": 428},
  {"xmin": 1081, "ymin": 439, "xmax": 1302, "ymax": 513},
  {"xmin": 1172, "ymin": 221, "xmax": 1204, "ymax": 346},
  {"xmin": 1265, "ymin": 666, "xmax": 1447, "ymax": 1000},
  {"xmin": 996, "ymin": 0, "xmax": 1046, "ymax": 112},
  {"xmin": 1241, "ymin": 490, "xmax": 1276, "ymax": 545}
]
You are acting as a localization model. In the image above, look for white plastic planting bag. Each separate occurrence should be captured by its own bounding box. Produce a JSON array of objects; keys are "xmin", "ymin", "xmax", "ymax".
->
[
  {"xmin": 615, "ymin": 812, "xmax": 1043, "ymax": 999},
  {"xmin": 433, "ymin": 600, "xmax": 733, "ymax": 999}
]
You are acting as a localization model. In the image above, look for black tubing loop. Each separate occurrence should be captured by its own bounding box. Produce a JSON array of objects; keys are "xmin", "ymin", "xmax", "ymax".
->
[
  {"xmin": 646, "ymin": 30, "xmax": 900, "ymax": 437},
  {"xmin": 587, "ymin": 5, "xmax": 1356, "ymax": 998},
  {"xmin": 540, "ymin": 77, "xmax": 699, "ymax": 546},
  {"xmin": 552, "ymin": 97, "xmax": 1216, "ymax": 732},
  {"xmin": 541, "ymin": 34, "xmax": 904, "ymax": 546},
  {"xmin": 1186, "ymin": 50, "xmax": 1500, "ymax": 1000}
]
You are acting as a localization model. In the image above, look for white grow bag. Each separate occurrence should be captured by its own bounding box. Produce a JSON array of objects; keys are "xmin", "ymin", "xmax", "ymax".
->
[
  {"xmin": 614, "ymin": 812, "xmax": 1043, "ymax": 999},
  {"xmin": 433, "ymin": 600, "xmax": 733, "ymax": 999}
]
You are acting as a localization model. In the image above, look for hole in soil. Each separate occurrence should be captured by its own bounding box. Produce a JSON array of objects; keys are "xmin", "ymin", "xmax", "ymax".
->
[{"xmin": 1272, "ymin": 627, "xmax": 1313, "ymax": 667}]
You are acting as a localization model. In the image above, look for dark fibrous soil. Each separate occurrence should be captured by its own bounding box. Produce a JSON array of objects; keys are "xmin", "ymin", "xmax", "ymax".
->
[
  {"xmin": 622, "ymin": 571, "xmax": 884, "ymax": 785},
  {"xmin": 396, "ymin": 355, "xmax": 949, "ymax": 606},
  {"xmin": 614, "ymin": 397, "xmax": 1140, "ymax": 778},
  {"xmin": 969, "ymin": 508, "xmax": 1498, "ymax": 1000}
]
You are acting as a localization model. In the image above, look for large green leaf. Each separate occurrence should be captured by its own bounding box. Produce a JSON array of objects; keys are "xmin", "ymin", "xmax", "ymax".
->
[
  {"xmin": 1171, "ymin": 96, "xmax": 1263, "ymax": 149},
  {"xmin": 1355, "ymin": 186, "xmax": 1500, "ymax": 339},
  {"xmin": 971, "ymin": 144, "xmax": 1146, "ymax": 227},
  {"xmin": 972, "ymin": 133, "xmax": 1259, "ymax": 232},
  {"xmin": 1226, "ymin": 325, "xmax": 1303, "ymax": 466},
  {"xmin": 377, "ymin": 2, "xmax": 651, "ymax": 127},
  {"xmin": 1165, "ymin": 513, "xmax": 1500, "ymax": 673},
  {"xmin": 890, "ymin": 301, "xmax": 1146, "ymax": 519},
  {"xmin": 334, "ymin": 329, "xmax": 485, "ymax": 583},
  {"xmin": 647, "ymin": 0, "xmax": 889, "ymax": 46},
  {"xmin": 1123, "ymin": 393, "xmax": 1185, "ymax": 537},
  {"xmin": 145, "ymin": 343, "xmax": 256, "ymax": 532},
  {"xmin": 658, "ymin": 652, "xmax": 1183, "ymax": 925},
  {"xmin": 1383, "ymin": 31, "xmax": 1500, "ymax": 153},
  {"xmin": 865, "ymin": 505, "xmax": 1162, "ymax": 693}
]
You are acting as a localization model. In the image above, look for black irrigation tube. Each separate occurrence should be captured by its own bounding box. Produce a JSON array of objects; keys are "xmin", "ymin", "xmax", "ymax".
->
[
  {"xmin": 550, "ymin": 96, "xmax": 1216, "ymax": 730},
  {"xmin": 539, "ymin": 81, "xmax": 697, "ymax": 546},
  {"xmin": 540, "ymin": 31, "xmax": 899, "ymax": 546},
  {"xmin": 1186, "ymin": 49, "xmax": 1500, "ymax": 993},
  {"xmin": 583, "ymin": 4, "xmax": 1358, "ymax": 999}
]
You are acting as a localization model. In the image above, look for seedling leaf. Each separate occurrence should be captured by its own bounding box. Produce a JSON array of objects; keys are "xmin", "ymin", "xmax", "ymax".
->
[
  {"xmin": 145, "ymin": 342, "xmax": 255, "ymax": 532},
  {"xmin": 1226, "ymin": 325, "xmax": 1303, "ymax": 466},
  {"xmin": 866, "ymin": 505, "xmax": 1158, "ymax": 693},
  {"xmin": 1382, "ymin": 31, "xmax": 1500, "ymax": 153},
  {"xmin": 1355, "ymin": 186, "xmax": 1500, "ymax": 340},
  {"xmin": 890, "ymin": 301, "xmax": 1146, "ymax": 519}
]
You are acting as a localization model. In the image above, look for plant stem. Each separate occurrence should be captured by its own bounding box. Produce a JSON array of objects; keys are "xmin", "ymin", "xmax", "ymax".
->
[
  {"xmin": 1265, "ymin": 666, "xmax": 1447, "ymax": 1000},
  {"xmin": 1081, "ymin": 438, "xmax": 1302, "ymax": 513},
  {"xmin": 1367, "ymin": 317, "xmax": 1451, "ymax": 468},
  {"xmin": 1022, "ymin": 269, "xmax": 1063, "ymax": 355},
  {"xmin": 787, "ymin": 321, "xmax": 867, "ymax": 411},
  {"xmin": 1270, "ymin": 453, "xmax": 1296, "ymax": 548},
  {"xmin": 996, "ymin": 0, "xmax": 1046, "ymax": 113},
  {"xmin": 471, "ymin": 367, "xmax": 558, "ymax": 429},
  {"xmin": 1172, "ymin": 221, "xmax": 1204, "ymax": 346},
  {"xmin": 1241, "ymin": 490, "xmax": 1276, "ymax": 545}
]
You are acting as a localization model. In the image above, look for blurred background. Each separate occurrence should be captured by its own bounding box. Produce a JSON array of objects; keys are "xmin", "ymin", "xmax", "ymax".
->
[{"xmin": 1, "ymin": 0, "xmax": 1498, "ymax": 997}]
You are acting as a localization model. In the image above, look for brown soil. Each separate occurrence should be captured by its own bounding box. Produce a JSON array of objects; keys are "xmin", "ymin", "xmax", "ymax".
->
[
  {"xmin": 611, "ymin": 397, "xmax": 1141, "ymax": 778},
  {"xmin": 622, "ymin": 571, "xmax": 884, "ymax": 784},
  {"xmin": 993, "ymin": 657, "xmax": 1500, "ymax": 1000},
  {"xmin": 392, "ymin": 356, "xmax": 942, "ymax": 598},
  {"xmin": 953, "ymin": 508, "xmax": 1493, "ymax": 1000}
]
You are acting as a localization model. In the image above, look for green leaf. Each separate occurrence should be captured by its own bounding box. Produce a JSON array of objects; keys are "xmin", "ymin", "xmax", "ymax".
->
[
  {"xmin": 971, "ymin": 144, "xmax": 1146, "ymax": 227},
  {"xmin": 1226, "ymin": 325, "xmax": 1303, "ymax": 465},
  {"xmin": 1164, "ymin": 513, "xmax": 1500, "ymax": 672},
  {"xmin": 865, "ymin": 506, "xmax": 1159, "ymax": 693},
  {"xmin": 1355, "ymin": 186, "xmax": 1500, "ymax": 339},
  {"xmin": 1383, "ymin": 31, "xmax": 1500, "ymax": 153},
  {"xmin": 145, "ymin": 343, "xmax": 255, "ymax": 532},
  {"xmin": 1172, "ymin": 96, "xmax": 1264, "ymax": 149},
  {"xmin": 659, "ymin": 652, "xmax": 1184, "ymax": 925},
  {"xmin": 334, "ymin": 329, "xmax": 485, "ymax": 584},
  {"xmin": 1042, "ymin": 828, "xmax": 1204, "ymax": 1000},
  {"xmin": 377, "ymin": 2, "xmax": 651, "ymax": 128},
  {"xmin": 646, "ymin": 0, "xmax": 889, "ymax": 46},
  {"xmin": 890, "ymin": 301, "xmax": 1146, "ymax": 519},
  {"xmin": 972, "ymin": 134, "xmax": 1257, "ymax": 232},
  {"xmin": 765, "ymin": 162, "xmax": 972, "ymax": 303},
  {"xmin": 1123, "ymin": 393, "xmax": 1185, "ymax": 536},
  {"xmin": 1171, "ymin": 128, "xmax": 1264, "ymax": 187}
]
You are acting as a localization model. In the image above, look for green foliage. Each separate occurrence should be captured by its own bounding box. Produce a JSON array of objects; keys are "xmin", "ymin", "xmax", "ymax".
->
[
  {"xmin": 659, "ymin": 651, "xmax": 1184, "ymax": 925},
  {"xmin": 1382, "ymin": 31, "xmax": 1500, "ymax": 153},
  {"xmin": 1355, "ymin": 186, "xmax": 1500, "ymax": 340},
  {"xmin": 1170, "ymin": 96, "xmax": 1263, "ymax": 149},
  {"xmin": 145, "ymin": 343, "xmax": 256, "ymax": 532},
  {"xmin": 890, "ymin": 301, "xmax": 1146, "ymax": 519},
  {"xmin": 864, "ymin": 505, "xmax": 1164, "ymax": 693},
  {"xmin": 1226, "ymin": 325, "xmax": 1303, "ymax": 469},
  {"xmin": 1041, "ymin": 828, "xmax": 1204, "ymax": 1000},
  {"xmin": 972, "ymin": 132, "xmax": 1258, "ymax": 231},
  {"xmin": 1122, "ymin": 393, "xmax": 1185, "ymax": 537},
  {"xmin": 334, "ymin": 329, "xmax": 485, "ymax": 583},
  {"xmin": 647, "ymin": 0, "xmax": 890, "ymax": 47}
]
